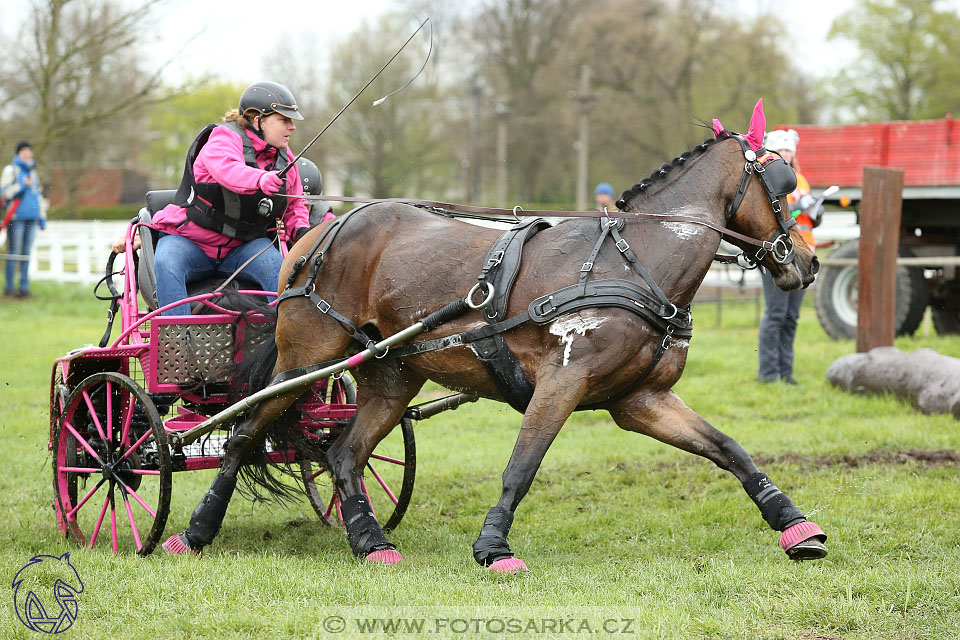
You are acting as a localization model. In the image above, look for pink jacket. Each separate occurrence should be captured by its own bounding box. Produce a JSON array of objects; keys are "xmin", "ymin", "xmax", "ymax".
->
[{"xmin": 152, "ymin": 124, "xmax": 310, "ymax": 258}]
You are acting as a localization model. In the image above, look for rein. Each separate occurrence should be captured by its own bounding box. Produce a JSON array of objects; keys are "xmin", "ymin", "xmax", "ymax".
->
[{"xmin": 289, "ymin": 194, "xmax": 783, "ymax": 258}]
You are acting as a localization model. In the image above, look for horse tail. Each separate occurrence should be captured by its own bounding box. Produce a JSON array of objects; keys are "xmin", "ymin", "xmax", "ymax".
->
[{"xmin": 217, "ymin": 294, "xmax": 313, "ymax": 504}]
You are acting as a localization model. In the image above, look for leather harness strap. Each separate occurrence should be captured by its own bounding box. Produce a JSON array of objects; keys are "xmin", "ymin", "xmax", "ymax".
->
[
  {"xmin": 278, "ymin": 203, "xmax": 385, "ymax": 353},
  {"xmin": 288, "ymin": 194, "xmax": 781, "ymax": 254},
  {"xmin": 469, "ymin": 218, "xmax": 552, "ymax": 413}
]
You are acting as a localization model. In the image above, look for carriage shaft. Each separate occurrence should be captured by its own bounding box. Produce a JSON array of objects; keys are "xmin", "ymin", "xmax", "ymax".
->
[{"xmin": 169, "ymin": 322, "xmax": 428, "ymax": 448}]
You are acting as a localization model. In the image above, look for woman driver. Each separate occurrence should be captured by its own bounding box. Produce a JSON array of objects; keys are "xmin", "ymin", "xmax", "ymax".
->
[{"xmin": 149, "ymin": 81, "xmax": 311, "ymax": 315}]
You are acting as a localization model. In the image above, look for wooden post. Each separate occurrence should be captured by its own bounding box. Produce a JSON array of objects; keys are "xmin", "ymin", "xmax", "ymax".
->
[
  {"xmin": 495, "ymin": 101, "xmax": 510, "ymax": 209},
  {"xmin": 570, "ymin": 66, "xmax": 596, "ymax": 211},
  {"xmin": 856, "ymin": 166, "xmax": 904, "ymax": 352}
]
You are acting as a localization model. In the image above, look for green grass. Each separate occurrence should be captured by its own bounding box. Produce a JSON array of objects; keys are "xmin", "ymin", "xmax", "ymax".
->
[{"xmin": 2, "ymin": 282, "xmax": 960, "ymax": 639}]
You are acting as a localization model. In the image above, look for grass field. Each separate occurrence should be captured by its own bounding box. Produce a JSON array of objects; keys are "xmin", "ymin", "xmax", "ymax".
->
[{"xmin": 2, "ymin": 281, "xmax": 959, "ymax": 639}]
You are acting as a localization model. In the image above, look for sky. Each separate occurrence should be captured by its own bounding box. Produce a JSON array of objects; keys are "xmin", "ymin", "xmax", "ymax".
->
[
  {"xmin": 4, "ymin": 0, "xmax": 960, "ymax": 86},
  {"xmin": 0, "ymin": 0, "xmax": 863, "ymax": 82},
  {"xmin": 154, "ymin": 0, "xmax": 860, "ymax": 81},
  {"xmin": 149, "ymin": 0, "xmax": 400, "ymax": 82}
]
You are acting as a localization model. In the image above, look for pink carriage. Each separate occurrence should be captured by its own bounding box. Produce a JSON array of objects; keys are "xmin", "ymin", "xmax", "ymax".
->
[{"xmin": 47, "ymin": 191, "xmax": 417, "ymax": 555}]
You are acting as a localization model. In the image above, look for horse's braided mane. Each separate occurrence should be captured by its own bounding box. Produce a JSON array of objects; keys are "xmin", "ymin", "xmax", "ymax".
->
[{"xmin": 616, "ymin": 131, "xmax": 734, "ymax": 209}]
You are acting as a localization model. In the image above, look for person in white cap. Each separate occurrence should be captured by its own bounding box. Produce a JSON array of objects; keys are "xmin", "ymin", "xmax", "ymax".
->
[{"xmin": 757, "ymin": 128, "xmax": 820, "ymax": 385}]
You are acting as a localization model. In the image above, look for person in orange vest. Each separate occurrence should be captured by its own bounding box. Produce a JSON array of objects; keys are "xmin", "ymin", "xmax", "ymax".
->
[{"xmin": 757, "ymin": 129, "xmax": 822, "ymax": 385}]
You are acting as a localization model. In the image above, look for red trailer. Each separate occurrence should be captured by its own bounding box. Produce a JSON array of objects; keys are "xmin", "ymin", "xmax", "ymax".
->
[{"xmin": 777, "ymin": 116, "xmax": 960, "ymax": 338}]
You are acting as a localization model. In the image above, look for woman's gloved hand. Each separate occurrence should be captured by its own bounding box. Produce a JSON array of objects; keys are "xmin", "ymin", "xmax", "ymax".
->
[{"xmin": 258, "ymin": 171, "xmax": 284, "ymax": 196}]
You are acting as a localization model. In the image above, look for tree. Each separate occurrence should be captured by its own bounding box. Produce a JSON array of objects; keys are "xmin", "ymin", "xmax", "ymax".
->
[
  {"xmin": 567, "ymin": 0, "xmax": 817, "ymax": 203},
  {"xmin": 324, "ymin": 14, "xmax": 453, "ymax": 198},
  {"xmin": 826, "ymin": 0, "xmax": 960, "ymax": 120},
  {"xmin": 0, "ymin": 0, "xmax": 170, "ymax": 207},
  {"xmin": 143, "ymin": 80, "xmax": 246, "ymax": 186},
  {"xmin": 471, "ymin": 0, "xmax": 578, "ymax": 203}
]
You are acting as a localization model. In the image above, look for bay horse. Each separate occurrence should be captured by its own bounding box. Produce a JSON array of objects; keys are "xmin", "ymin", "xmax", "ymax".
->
[{"xmin": 163, "ymin": 101, "xmax": 828, "ymax": 571}]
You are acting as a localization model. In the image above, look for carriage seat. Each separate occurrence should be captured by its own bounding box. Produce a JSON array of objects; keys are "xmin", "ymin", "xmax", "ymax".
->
[
  {"xmin": 135, "ymin": 191, "xmax": 175, "ymax": 310},
  {"xmin": 136, "ymin": 190, "xmax": 259, "ymax": 313}
]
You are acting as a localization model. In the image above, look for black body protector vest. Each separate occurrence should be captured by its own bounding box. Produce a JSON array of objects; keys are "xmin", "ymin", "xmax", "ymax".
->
[{"xmin": 173, "ymin": 121, "xmax": 289, "ymax": 242}]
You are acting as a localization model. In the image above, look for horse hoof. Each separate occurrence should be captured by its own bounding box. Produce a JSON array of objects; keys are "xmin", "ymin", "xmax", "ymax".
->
[
  {"xmin": 366, "ymin": 549, "xmax": 403, "ymax": 565},
  {"xmin": 488, "ymin": 558, "xmax": 528, "ymax": 573},
  {"xmin": 161, "ymin": 532, "xmax": 198, "ymax": 556},
  {"xmin": 780, "ymin": 521, "xmax": 828, "ymax": 561}
]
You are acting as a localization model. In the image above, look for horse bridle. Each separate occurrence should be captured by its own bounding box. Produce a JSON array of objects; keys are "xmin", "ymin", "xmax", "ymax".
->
[{"xmin": 726, "ymin": 136, "xmax": 799, "ymax": 268}]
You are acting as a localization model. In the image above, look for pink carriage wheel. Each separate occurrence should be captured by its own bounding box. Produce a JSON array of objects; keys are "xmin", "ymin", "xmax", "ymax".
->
[
  {"xmin": 50, "ymin": 370, "xmax": 71, "ymax": 536},
  {"xmin": 52, "ymin": 372, "xmax": 172, "ymax": 556},
  {"xmin": 299, "ymin": 375, "xmax": 416, "ymax": 532}
]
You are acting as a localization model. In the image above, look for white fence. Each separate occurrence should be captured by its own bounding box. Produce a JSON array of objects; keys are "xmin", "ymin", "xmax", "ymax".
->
[{"xmin": 3, "ymin": 220, "xmax": 129, "ymax": 285}]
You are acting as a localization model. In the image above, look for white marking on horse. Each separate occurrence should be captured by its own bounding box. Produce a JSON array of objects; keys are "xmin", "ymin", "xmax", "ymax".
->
[
  {"xmin": 660, "ymin": 205, "xmax": 709, "ymax": 240},
  {"xmin": 670, "ymin": 339, "xmax": 690, "ymax": 350},
  {"xmin": 548, "ymin": 313, "xmax": 607, "ymax": 366}
]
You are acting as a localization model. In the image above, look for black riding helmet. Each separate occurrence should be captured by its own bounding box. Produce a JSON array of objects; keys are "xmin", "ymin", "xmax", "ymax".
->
[
  {"xmin": 297, "ymin": 158, "xmax": 323, "ymax": 195},
  {"xmin": 239, "ymin": 81, "xmax": 304, "ymax": 121}
]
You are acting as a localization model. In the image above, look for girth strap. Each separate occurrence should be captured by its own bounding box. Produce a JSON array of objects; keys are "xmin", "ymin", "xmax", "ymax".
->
[
  {"xmin": 472, "ymin": 218, "xmax": 551, "ymax": 412},
  {"xmin": 528, "ymin": 279, "xmax": 691, "ymax": 337}
]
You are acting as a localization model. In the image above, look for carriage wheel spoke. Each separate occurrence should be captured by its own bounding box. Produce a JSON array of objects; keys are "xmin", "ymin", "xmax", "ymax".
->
[
  {"xmin": 82, "ymin": 389, "xmax": 108, "ymax": 443},
  {"xmin": 121, "ymin": 491, "xmax": 143, "ymax": 552},
  {"xmin": 58, "ymin": 374, "xmax": 171, "ymax": 555},
  {"xmin": 360, "ymin": 477, "xmax": 376, "ymax": 518},
  {"xmin": 326, "ymin": 493, "xmax": 339, "ymax": 520},
  {"xmin": 106, "ymin": 381, "xmax": 114, "ymax": 441},
  {"xmin": 89, "ymin": 493, "xmax": 111, "ymax": 548},
  {"xmin": 123, "ymin": 484, "xmax": 158, "ymax": 519},
  {"xmin": 119, "ymin": 392, "xmax": 136, "ymax": 447},
  {"xmin": 66, "ymin": 477, "xmax": 106, "ymax": 519},
  {"xmin": 366, "ymin": 462, "xmax": 399, "ymax": 505},
  {"xmin": 109, "ymin": 493, "xmax": 119, "ymax": 553},
  {"xmin": 370, "ymin": 453, "xmax": 404, "ymax": 466},
  {"xmin": 118, "ymin": 429, "xmax": 152, "ymax": 463},
  {"xmin": 63, "ymin": 420, "xmax": 105, "ymax": 464},
  {"xmin": 306, "ymin": 465, "xmax": 327, "ymax": 482}
]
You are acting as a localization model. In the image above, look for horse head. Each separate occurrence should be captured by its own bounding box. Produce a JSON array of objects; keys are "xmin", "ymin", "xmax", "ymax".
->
[{"xmin": 713, "ymin": 100, "xmax": 819, "ymax": 291}]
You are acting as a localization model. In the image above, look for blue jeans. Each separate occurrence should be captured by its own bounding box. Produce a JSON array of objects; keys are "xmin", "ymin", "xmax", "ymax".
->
[
  {"xmin": 758, "ymin": 269, "xmax": 806, "ymax": 381},
  {"xmin": 154, "ymin": 235, "xmax": 282, "ymax": 316},
  {"xmin": 5, "ymin": 218, "xmax": 38, "ymax": 294}
]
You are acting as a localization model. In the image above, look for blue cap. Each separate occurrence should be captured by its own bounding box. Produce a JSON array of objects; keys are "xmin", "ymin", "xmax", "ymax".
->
[{"xmin": 594, "ymin": 182, "xmax": 614, "ymax": 197}]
